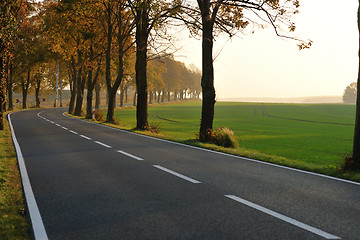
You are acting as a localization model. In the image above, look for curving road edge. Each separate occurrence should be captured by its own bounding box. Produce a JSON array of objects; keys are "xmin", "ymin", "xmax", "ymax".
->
[{"xmin": 8, "ymin": 112, "xmax": 48, "ymax": 240}]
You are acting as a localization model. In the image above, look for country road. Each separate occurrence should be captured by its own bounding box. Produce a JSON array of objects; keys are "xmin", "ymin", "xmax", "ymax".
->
[{"xmin": 8, "ymin": 108, "xmax": 360, "ymax": 240}]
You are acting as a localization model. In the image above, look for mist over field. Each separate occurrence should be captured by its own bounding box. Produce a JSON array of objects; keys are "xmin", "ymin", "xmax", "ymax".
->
[{"xmin": 218, "ymin": 96, "xmax": 343, "ymax": 104}]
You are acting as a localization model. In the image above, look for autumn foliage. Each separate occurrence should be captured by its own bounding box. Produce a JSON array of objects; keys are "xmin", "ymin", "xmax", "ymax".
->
[{"xmin": 1, "ymin": 0, "xmax": 308, "ymax": 149}]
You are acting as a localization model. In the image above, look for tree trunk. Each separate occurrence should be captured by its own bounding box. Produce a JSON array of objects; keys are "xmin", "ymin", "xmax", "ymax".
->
[
  {"xmin": 95, "ymin": 82, "xmax": 100, "ymax": 109},
  {"xmin": 7, "ymin": 61, "xmax": 13, "ymax": 111},
  {"xmin": 120, "ymin": 84, "xmax": 124, "ymax": 107},
  {"xmin": 133, "ymin": 92, "xmax": 136, "ymax": 106},
  {"xmin": 2, "ymin": 57, "xmax": 9, "ymax": 112},
  {"xmin": 104, "ymin": 4, "xmax": 124, "ymax": 123},
  {"xmin": 199, "ymin": 1, "xmax": 216, "ymax": 142},
  {"xmin": 352, "ymin": 1, "xmax": 360, "ymax": 170},
  {"xmin": 105, "ymin": 4, "xmax": 113, "ymax": 120},
  {"xmin": 125, "ymin": 86, "xmax": 128, "ymax": 103},
  {"xmin": 86, "ymin": 70, "xmax": 94, "ymax": 119},
  {"xmin": 135, "ymin": 7, "xmax": 149, "ymax": 130},
  {"xmin": 74, "ymin": 67, "xmax": 85, "ymax": 116},
  {"xmin": 35, "ymin": 78, "xmax": 41, "ymax": 107},
  {"xmin": 60, "ymin": 78, "xmax": 63, "ymax": 107},
  {"xmin": 161, "ymin": 88, "xmax": 165, "ymax": 102},
  {"xmin": 22, "ymin": 70, "xmax": 31, "ymax": 109},
  {"xmin": 54, "ymin": 63, "xmax": 59, "ymax": 107},
  {"xmin": 106, "ymin": 88, "xmax": 116, "ymax": 122},
  {"xmin": 68, "ymin": 59, "xmax": 77, "ymax": 114},
  {"xmin": 85, "ymin": 46, "xmax": 100, "ymax": 119},
  {"xmin": 157, "ymin": 90, "xmax": 161, "ymax": 103},
  {"xmin": 22, "ymin": 85, "xmax": 28, "ymax": 109},
  {"xmin": 136, "ymin": 47, "xmax": 148, "ymax": 129},
  {"xmin": 0, "ymin": 56, "xmax": 5, "ymax": 130}
]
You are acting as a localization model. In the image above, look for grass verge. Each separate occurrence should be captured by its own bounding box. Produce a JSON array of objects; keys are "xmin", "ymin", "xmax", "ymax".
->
[{"xmin": 0, "ymin": 113, "xmax": 30, "ymax": 239}]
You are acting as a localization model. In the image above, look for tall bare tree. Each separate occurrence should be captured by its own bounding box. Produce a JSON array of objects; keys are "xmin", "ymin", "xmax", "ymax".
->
[
  {"xmin": 179, "ymin": 0, "xmax": 311, "ymax": 141},
  {"xmin": 129, "ymin": 0, "xmax": 181, "ymax": 129},
  {"xmin": 102, "ymin": 0, "xmax": 135, "ymax": 123},
  {"xmin": 350, "ymin": 0, "xmax": 360, "ymax": 170}
]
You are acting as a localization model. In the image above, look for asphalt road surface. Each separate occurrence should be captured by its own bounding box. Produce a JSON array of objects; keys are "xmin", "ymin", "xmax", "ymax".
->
[{"xmin": 8, "ymin": 108, "xmax": 360, "ymax": 240}]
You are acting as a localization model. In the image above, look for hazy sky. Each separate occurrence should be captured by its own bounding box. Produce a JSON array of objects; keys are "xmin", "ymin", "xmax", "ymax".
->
[{"xmin": 173, "ymin": 0, "xmax": 359, "ymax": 99}]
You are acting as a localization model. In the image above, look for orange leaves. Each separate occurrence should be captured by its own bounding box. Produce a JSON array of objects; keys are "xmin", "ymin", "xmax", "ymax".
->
[
  {"xmin": 297, "ymin": 40, "xmax": 313, "ymax": 50},
  {"xmin": 217, "ymin": 5, "xmax": 248, "ymax": 31}
]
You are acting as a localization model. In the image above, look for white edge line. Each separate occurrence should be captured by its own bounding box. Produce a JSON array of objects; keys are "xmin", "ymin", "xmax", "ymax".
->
[
  {"xmin": 94, "ymin": 141, "xmax": 112, "ymax": 149},
  {"xmin": 116, "ymin": 150, "xmax": 144, "ymax": 161},
  {"xmin": 62, "ymin": 112, "xmax": 360, "ymax": 186},
  {"xmin": 36, "ymin": 112, "xmax": 44, "ymax": 118},
  {"xmin": 8, "ymin": 113, "xmax": 49, "ymax": 240},
  {"xmin": 62, "ymin": 127, "xmax": 68, "ymax": 130},
  {"xmin": 80, "ymin": 135, "xmax": 91, "ymax": 140},
  {"xmin": 225, "ymin": 195, "xmax": 340, "ymax": 239},
  {"xmin": 153, "ymin": 165, "xmax": 201, "ymax": 184},
  {"xmin": 69, "ymin": 130, "xmax": 78, "ymax": 135}
]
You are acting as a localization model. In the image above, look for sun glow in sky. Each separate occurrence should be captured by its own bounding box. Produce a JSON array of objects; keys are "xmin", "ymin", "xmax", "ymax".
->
[{"xmin": 174, "ymin": 0, "xmax": 359, "ymax": 99}]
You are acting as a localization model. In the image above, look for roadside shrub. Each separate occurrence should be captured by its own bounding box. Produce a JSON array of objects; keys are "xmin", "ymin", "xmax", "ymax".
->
[
  {"xmin": 93, "ymin": 109, "xmax": 104, "ymax": 122},
  {"xmin": 214, "ymin": 127, "xmax": 238, "ymax": 148},
  {"xmin": 197, "ymin": 126, "xmax": 238, "ymax": 148},
  {"xmin": 144, "ymin": 122, "xmax": 160, "ymax": 134},
  {"xmin": 342, "ymin": 155, "xmax": 360, "ymax": 171}
]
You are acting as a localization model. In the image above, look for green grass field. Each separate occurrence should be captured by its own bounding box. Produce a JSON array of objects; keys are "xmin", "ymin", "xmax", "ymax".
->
[{"xmin": 108, "ymin": 101, "xmax": 360, "ymax": 181}]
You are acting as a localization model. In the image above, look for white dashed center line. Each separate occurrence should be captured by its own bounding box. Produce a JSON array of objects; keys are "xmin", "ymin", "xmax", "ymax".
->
[
  {"xmin": 153, "ymin": 165, "xmax": 201, "ymax": 184},
  {"xmin": 116, "ymin": 150, "xmax": 144, "ymax": 161},
  {"xmin": 94, "ymin": 141, "xmax": 112, "ymax": 149},
  {"xmin": 80, "ymin": 135, "xmax": 91, "ymax": 140}
]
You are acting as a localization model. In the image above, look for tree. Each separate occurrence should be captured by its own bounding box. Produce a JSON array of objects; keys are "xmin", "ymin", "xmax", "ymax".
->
[
  {"xmin": 147, "ymin": 58, "xmax": 165, "ymax": 103},
  {"xmin": 162, "ymin": 56, "xmax": 182, "ymax": 100},
  {"xmin": 12, "ymin": 1, "xmax": 50, "ymax": 109},
  {"xmin": 179, "ymin": 0, "xmax": 311, "ymax": 141},
  {"xmin": 129, "ymin": 0, "xmax": 181, "ymax": 129},
  {"xmin": 75, "ymin": 1, "xmax": 104, "ymax": 119},
  {"xmin": 0, "ymin": 0, "xmax": 19, "ymax": 129},
  {"xmin": 41, "ymin": 0, "xmax": 80, "ymax": 114},
  {"xmin": 343, "ymin": 82, "xmax": 357, "ymax": 104},
  {"xmin": 132, "ymin": 0, "xmax": 151, "ymax": 129},
  {"xmin": 186, "ymin": 64, "xmax": 201, "ymax": 99},
  {"xmin": 7, "ymin": 59, "xmax": 14, "ymax": 110},
  {"xmin": 102, "ymin": 0, "xmax": 135, "ymax": 123},
  {"xmin": 350, "ymin": 1, "xmax": 360, "ymax": 170},
  {"xmin": 120, "ymin": 51, "xmax": 136, "ymax": 106}
]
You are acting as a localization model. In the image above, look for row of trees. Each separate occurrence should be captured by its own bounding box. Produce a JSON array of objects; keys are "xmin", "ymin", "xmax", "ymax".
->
[
  {"xmin": 0, "ymin": 0, "xmax": 201, "ymax": 116},
  {"xmin": 1, "ymin": 0, "xmax": 321, "ymax": 157},
  {"xmin": 0, "ymin": 0, "xmax": 24, "ymax": 130},
  {"xmin": 40, "ymin": 0, "xmax": 204, "ymax": 126}
]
